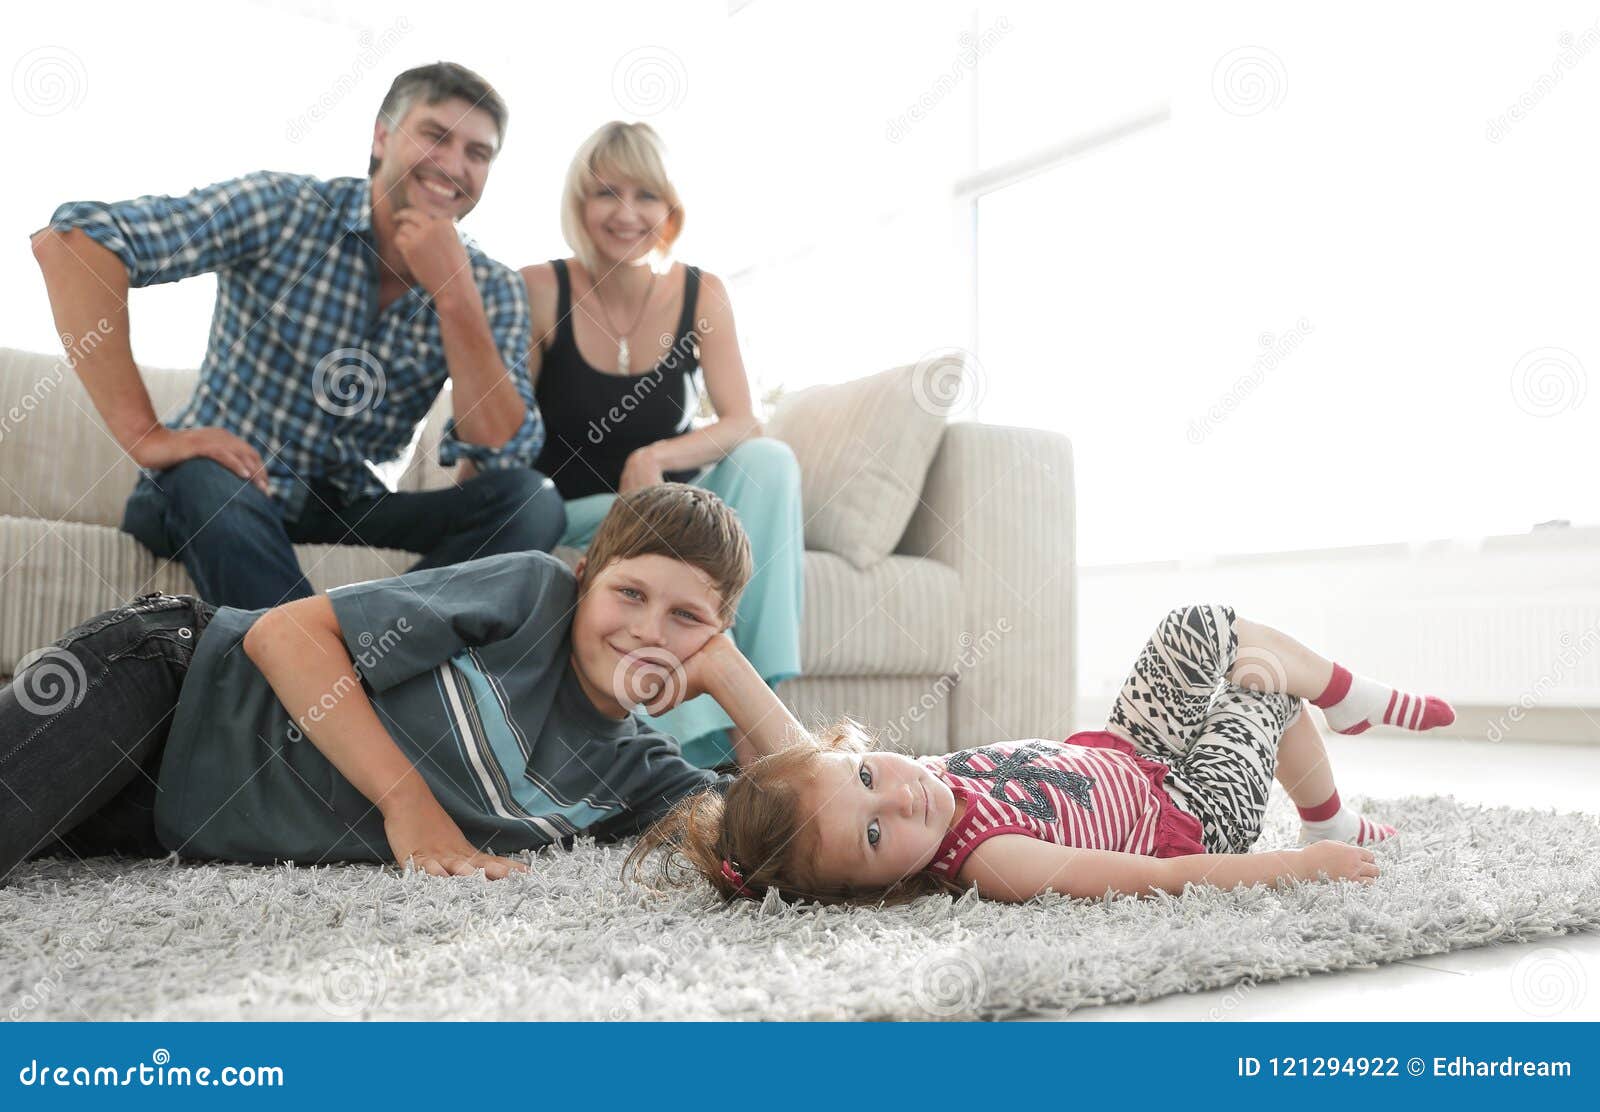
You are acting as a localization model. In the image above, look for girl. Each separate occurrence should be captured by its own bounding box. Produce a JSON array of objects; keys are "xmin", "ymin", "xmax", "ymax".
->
[
  {"xmin": 628, "ymin": 604, "xmax": 1456, "ymax": 904},
  {"xmin": 513, "ymin": 121, "xmax": 804, "ymax": 772}
]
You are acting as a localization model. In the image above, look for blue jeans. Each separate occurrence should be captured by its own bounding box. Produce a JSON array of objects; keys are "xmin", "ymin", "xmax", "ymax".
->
[
  {"xmin": 0, "ymin": 591, "xmax": 217, "ymax": 883},
  {"xmin": 122, "ymin": 461, "xmax": 566, "ymax": 610}
]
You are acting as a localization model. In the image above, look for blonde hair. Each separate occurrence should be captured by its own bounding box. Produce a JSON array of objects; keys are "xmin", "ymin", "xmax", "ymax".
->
[
  {"xmin": 625, "ymin": 720, "xmax": 964, "ymax": 907},
  {"xmin": 560, "ymin": 121, "xmax": 685, "ymax": 277}
]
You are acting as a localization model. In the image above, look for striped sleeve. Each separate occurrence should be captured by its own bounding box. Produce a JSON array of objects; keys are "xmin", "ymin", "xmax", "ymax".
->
[
  {"xmin": 48, "ymin": 171, "xmax": 304, "ymax": 287},
  {"xmin": 437, "ymin": 255, "xmax": 543, "ymax": 470}
]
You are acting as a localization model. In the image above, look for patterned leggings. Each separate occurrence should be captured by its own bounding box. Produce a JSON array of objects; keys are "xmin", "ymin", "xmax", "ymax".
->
[{"xmin": 1106, "ymin": 605, "xmax": 1303, "ymax": 854}]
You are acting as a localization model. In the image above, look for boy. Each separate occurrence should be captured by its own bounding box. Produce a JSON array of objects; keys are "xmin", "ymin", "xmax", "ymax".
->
[{"xmin": 0, "ymin": 485, "xmax": 803, "ymax": 883}]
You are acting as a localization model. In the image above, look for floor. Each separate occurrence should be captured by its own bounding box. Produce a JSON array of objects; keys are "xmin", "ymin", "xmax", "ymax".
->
[{"xmin": 1034, "ymin": 729, "xmax": 1600, "ymax": 1021}]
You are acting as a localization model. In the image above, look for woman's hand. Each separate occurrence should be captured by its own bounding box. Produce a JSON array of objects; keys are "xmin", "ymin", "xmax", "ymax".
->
[
  {"xmin": 1294, "ymin": 840, "xmax": 1379, "ymax": 885},
  {"xmin": 384, "ymin": 795, "xmax": 529, "ymax": 880},
  {"xmin": 618, "ymin": 445, "xmax": 665, "ymax": 494}
]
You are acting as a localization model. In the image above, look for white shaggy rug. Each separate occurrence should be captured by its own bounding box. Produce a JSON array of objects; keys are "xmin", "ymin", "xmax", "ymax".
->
[{"xmin": 3, "ymin": 788, "xmax": 1597, "ymax": 1021}]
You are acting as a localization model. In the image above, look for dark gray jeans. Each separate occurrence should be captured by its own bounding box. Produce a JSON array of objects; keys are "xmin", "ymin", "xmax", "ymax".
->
[
  {"xmin": 0, "ymin": 591, "xmax": 216, "ymax": 883},
  {"xmin": 123, "ymin": 460, "xmax": 566, "ymax": 611}
]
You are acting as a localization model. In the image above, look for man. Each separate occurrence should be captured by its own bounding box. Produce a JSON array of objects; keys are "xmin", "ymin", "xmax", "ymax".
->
[{"xmin": 31, "ymin": 62, "xmax": 563, "ymax": 609}]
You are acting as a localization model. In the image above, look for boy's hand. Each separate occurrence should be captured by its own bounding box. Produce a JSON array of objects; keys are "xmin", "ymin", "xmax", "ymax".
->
[
  {"xmin": 1294, "ymin": 840, "xmax": 1379, "ymax": 885},
  {"xmin": 617, "ymin": 632, "xmax": 743, "ymax": 717},
  {"xmin": 383, "ymin": 795, "xmax": 529, "ymax": 880}
]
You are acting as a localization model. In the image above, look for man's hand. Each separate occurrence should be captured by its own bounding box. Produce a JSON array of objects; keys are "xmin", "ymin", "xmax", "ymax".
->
[
  {"xmin": 132, "ymin": 426, "xmax": 270, "ymax": 495},
  {"xmin": 383, "ymin": 792, "xmax": 529, "ymax": 880},
  {"xmin": 392, "ymin": 207, "xmax": 472, "ymax": 301},
  {"xmin": 618, "ymin": 446, "xmax": 665, "ymax": 494}
]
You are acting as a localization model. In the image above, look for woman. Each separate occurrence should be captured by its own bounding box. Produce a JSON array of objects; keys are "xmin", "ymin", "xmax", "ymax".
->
[{"xmin": 516, "ymin": 120, "xmax": 803, "ymax": 771}]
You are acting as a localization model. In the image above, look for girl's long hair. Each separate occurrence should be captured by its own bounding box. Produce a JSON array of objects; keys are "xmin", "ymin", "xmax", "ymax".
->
[{"xmin": 625, "ymin": 719, "xmax": 964, "ymax": 907}]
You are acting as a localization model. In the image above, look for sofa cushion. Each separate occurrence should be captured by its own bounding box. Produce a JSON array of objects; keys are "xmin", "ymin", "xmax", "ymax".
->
[
  {"xmin": 777, "ymin": 674, "xmax": 952, "ymax": 756},
  {"xmin": 0, "ymin": 515, "xmax": 417, "ymax": 675},
  {"xmin": 0, "ymin": 348, "xmax": 197, "ymax": 528},
  {"xmin": 765, "ymin": 360, "xmax": 958, "ymax": 569},
  {"xmin": 799, "ymin": 552, "xmax": 960, "ymax": 677},
  {"xmin": 0, "ymin": 516, "xmax": 963, "ymax": 684}
]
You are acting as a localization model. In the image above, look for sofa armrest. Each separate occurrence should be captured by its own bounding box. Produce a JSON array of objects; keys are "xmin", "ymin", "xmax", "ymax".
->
[{"xmin": 898, "ymin": 422, "xmax": 1076, "ymax": 749}]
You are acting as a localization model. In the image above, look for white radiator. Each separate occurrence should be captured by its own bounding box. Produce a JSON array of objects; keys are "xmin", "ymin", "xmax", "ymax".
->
[{"xmin": 1078, "ymin": 528, "xmax": 1600, "ymax": 713}]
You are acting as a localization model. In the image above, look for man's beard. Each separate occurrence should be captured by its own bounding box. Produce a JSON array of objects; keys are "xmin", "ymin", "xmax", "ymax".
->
[
  {"xmin": 385, "ymin": 165, "xmax": 472, "ymax": 219},
  {"xmin": 384, "ymin": 167, "xmax": 413, "ymax": 213}
]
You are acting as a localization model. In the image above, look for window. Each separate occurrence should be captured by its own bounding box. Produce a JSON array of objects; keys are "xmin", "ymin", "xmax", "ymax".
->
[{"xmin": 968, "ymin": 4, "xmax": 1599, "ymax": 563}]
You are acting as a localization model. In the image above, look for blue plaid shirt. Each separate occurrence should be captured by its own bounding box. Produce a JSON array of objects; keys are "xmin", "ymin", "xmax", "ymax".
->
[{"xmin": 50, "ymin": 172, "xmax": 539, "ymax": 522}]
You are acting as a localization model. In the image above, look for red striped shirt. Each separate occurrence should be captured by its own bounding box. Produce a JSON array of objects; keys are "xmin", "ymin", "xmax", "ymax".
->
[{"xmin": 921, "ymin": 732, "xmax": 1205, "ymax": 879}]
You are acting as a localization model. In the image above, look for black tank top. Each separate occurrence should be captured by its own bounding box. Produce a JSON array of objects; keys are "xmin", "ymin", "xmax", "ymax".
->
[{"xmin": 532, "ymin": 259, "xmax": 704, "ymax": 499}]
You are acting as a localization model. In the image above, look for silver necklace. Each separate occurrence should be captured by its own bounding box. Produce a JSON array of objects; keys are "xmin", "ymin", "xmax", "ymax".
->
[{"xmin": 596, "ymin": 270, "xmax": 659, "ymax": 374}]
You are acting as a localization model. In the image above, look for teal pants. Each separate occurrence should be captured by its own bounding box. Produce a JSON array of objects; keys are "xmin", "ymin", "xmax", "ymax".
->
[{"xmin": 559, "ymin": 437, "xmax": 805, "ymax": 769}]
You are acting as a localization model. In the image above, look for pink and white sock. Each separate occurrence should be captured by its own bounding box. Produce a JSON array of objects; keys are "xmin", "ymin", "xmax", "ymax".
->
[
  {"xmin": 1312, "ymin": 664, "xmax": 1455, "ymax": 735},
  {"xmin": 1296, "ymin": 789, "xmax": 1396, "ymax": 847}
]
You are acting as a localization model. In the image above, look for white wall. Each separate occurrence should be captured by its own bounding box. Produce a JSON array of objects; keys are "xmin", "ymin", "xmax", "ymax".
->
[{"xmin": 3, "ymin": 1, "xmax": 1595, "ymax": 576}]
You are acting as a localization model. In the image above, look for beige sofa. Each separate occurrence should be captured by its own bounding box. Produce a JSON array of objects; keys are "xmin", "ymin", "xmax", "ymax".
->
[{"xmin": 0, "ymin": 345, "xmax": 1076, "ymax": 754}]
